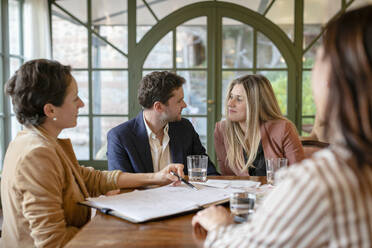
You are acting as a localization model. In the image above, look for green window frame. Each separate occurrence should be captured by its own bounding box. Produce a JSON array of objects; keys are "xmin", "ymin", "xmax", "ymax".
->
[
  {"xmin": 1, "ymin": 0, "xmax": 25, "ymax": 169},
  {"xmin": 0, "ymin": 0, "xmax": 359, "ymax": 169}
]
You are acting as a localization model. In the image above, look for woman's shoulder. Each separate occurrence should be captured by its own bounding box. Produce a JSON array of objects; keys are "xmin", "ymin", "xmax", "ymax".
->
[
  {"xmin": 287, "ymin": 147, "xmax": 352, "ymax": 187},
  {"xmin": 9, "ymin": 129, "xmax": 58, "ymax": 166},
  {"xmin": 262, "ymin": 118, "xmax": 295, "ymax": 133},
  {"xmin": 3, "ymin": 130, "xmax": 61, "ymax": 184}
]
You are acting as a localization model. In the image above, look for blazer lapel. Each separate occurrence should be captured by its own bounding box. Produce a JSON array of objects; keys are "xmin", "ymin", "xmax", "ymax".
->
[
  {"xmin": 32, "ymin": 126, "xmax": 90, "ymax": 199},
  {"xmin": 133, "ymin": 112, "xmax": 154, "ymax": 173},
  {"xmin": 56, "ymin": 139, "xmax": 90, "ymax": 198}
]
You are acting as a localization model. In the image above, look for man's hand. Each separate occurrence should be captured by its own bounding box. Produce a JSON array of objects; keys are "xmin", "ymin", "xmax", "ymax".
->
[{"xmin": 155, "ymin": 163, "xmax": 184, "ymax": 185}]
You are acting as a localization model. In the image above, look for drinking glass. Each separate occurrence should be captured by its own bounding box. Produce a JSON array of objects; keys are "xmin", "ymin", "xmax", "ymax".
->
[
  {"xmin": 187, "ymin": 155, "xmax": 208, "ymax": 182},
  {"xmin": 265, "ymin": 158, "xmax": 288, "ymax": 185},
  {"xmin": 230, "ymin": 192, "xmax": 256, "ymax": 222}
]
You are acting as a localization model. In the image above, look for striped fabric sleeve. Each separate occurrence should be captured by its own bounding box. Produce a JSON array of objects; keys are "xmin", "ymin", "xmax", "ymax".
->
[{"xmin": 204, "ymin": 156, "xmax": 333, "ymax": 248}]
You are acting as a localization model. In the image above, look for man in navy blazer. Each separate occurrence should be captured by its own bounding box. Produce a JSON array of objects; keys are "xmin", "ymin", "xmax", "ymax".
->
[{"xmin": 107, "ymin": 71, "xmax": 219, "ymax": 176}]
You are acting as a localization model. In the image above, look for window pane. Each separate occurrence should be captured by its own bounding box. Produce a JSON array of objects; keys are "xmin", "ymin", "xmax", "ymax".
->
[
  {"xmin": 0, "ymin": 119, "xmax": 3, "ymax": 169},
  {"xmin": 302, "ymin": 71, "xmax": 316, "ymax": 116},
  {"xmin": 142, "ymin": 70, "xmax": 156, "ymax": 78},
  {"xmin": 9, "ymin": 57, "xmax": 21, "ymax": 78},
  {"xmin": 176, "ymin": 17, "xmax": 207, "ymax": 68},
  {"xmin": 178, "ymin": 70, "xmax": 207, "ymax": 115},
  {"xmin": 57, "ymin": 0, "xmax": 87, "ymax": 23},
  {"xmin": 218, "ymin": 0, "xmax": 264, "ymax": 13},
  {"xmin": 303, "ymin": 25, "xmax": 321, "ymax": 59},
  {"xmin": 304, "ymin": 0, "xmax": 340, "ymax": 49},
  {"xmin": 147, "ymin": 0, "xmax": 210, "ymax": 20},
  {"xmin": 92, "ymin": 0, "xmax": 127, "ymax": 26},
  {"xmin": 11, "ymin": 116, "xmax": 23, "ymax": 141},
  {"xmin": 302, "ymin": 117, "xmax": 315, "ymax": 136},
  {"xmin": 92, "ymin": 34, "xmax": 128, "ymax": 68},
  {"xmin": 266, "ymin": 0, "xmax": 294, "ymax": 41},
  {"xmin": 52, "ymin": 6, "xmax": 88, "ymax": 68},
  {"xmin": 349, "ymin": 0, "xmax": 372, "ymax": 10},
  {"xmin": 221, "ymin": 70, "xmax": 253, "ymax": 115},
  {"xmin": 222, "ymin": 18, "xmax": 253, "ymax": 69},
  {"xmin": 9, "ymin": 58, "xmax": 22, "ymax": 115},
  {"xmin": 137, "ymin": 1, "xmax": 157, "ymax": 42},
  {"xmin": 303, "ymin": 37, "xmax": 322, "ymax": 69},
  {"xmin": 71, "ymin": 71, "xmax": 89, "ymax": 115},
  {"xmin": 59, "ymin": 117, "xmax": 89, "ymax": 160},
  {"xmin": 143, "ymin": 31, "xmax": 172, "ymax": 68},
  {"xmin": 97, "ymin": 25, "xmax": 128, "ymax": 54},
  {"xmin": 0, "ymin": 61, "xmax": 2, "ymax": 115},
  {"xmin": 92, "ymin": 71, "xmax": 128, "ymax": 114},
  {"xmin": 257, "ymin": 70, "xmax": 287, "ymax": 115},
  {"xmin": 186, "ymin": 117, "xmax": 207, "ymax": 149},
  {"xmin": 93, "ymin": 117, "xmax": 127, "ymax": 160},
  {"xmin": 9, "ymin": 0, "xmax": 20, "ymax": 55},
  {"xmin": 137, "ymin": 26, "xmax": 152, "ymax": 43},
  {"xmin": 257, "ymin": 32, "xmax": 287, "ymax": 68}
]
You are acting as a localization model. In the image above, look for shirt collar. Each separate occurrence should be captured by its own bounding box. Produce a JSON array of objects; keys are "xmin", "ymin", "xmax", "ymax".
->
[{"xmin": 143, "ymin": 112, "xmax": 169, "ymax": 139}]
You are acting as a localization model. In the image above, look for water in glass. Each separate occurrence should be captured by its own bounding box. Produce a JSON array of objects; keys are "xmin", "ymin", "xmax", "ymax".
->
[{"xmin": 188, "ymin": 167, "xmax": 207, "ymax": 182}]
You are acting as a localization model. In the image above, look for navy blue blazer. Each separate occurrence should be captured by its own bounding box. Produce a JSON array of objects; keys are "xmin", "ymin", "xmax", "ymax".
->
[{"xmin": 107, "ymin": 112, "xmax": 219, "ymax": 175}]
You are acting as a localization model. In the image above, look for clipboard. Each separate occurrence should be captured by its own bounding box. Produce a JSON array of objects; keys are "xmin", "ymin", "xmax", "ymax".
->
[{"xmin": 79, "ymin": 184, "xmax": 235, "ymax": 223}]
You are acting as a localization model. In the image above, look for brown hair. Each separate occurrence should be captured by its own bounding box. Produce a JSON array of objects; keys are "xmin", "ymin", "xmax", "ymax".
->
[
  {"xmin": 138, "ymin": 71, "xmax": 185, "ymax": 108},
  {"xmin": 4, "ymin": 59, "xmax": 71, "ymax": 126},
  {"xmin": 322, "ymin": 5, "xmax": 372, "ymax": 166}
]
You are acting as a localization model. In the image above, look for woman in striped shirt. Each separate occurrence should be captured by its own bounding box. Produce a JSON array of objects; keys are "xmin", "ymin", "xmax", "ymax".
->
[{"xmin": 192, "ymin": 5, "xmax": 372, "ymax": 248}]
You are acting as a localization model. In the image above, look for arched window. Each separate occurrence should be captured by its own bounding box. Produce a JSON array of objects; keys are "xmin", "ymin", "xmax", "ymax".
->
[
  {"xmin": 137, "ymin": 2, "xmax": 296, "ymax": 159},
  {"xmin": 0, "ymin": 0, "xmax": 363, "ymax": 169}
]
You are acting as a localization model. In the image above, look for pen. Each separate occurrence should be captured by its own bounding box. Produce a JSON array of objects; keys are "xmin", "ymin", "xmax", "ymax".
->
[{"xmin": 170, "ymin": 171, "xmax": 198, "ymax": 191}]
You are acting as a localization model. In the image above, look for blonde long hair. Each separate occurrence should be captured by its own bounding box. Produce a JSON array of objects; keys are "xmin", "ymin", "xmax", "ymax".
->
[{"xmin": 224, "ymin": 74, "xmax": 284, "ymax": 173}]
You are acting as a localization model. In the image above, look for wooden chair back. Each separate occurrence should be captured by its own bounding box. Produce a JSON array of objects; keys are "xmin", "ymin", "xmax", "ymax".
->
[{"xmin": 301, "ymin": 140, "xmax": 330, "ymax": 158}]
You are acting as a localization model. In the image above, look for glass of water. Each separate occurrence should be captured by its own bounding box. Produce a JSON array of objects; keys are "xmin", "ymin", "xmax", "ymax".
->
[
  {"xmin": 230, "ymin": 192, "xmax": 256, "ymax": 222},
  {"xmin": 187, "ymin": 155, "xmax": 208, "ymax": 182},
  {"xmin": 265, "ymin": 158, "xmax": 288, "ymax": 185}
]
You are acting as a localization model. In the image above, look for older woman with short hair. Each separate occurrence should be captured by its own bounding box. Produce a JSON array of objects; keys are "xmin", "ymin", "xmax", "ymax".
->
[{"xmin": 1, "ymin": 59, "xmax": 184, "ymax": 247}]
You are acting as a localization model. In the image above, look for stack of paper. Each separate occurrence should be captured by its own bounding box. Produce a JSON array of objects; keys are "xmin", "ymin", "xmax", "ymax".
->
[{"xmin": 84, "ymin": 184, "xmax": 239, "ymax": 223}]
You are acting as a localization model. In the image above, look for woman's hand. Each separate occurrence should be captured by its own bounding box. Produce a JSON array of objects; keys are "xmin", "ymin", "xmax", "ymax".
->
[
  {"xmin": 192, "ymin": 206, "xmax": 234, "ymax": 233},
  {"xmin": 155, "ymin": 163, "xmax": 184, "ymax": 185},
  {"xmin": 116, "ymin": 164, "xmax": 184, "ymax": 188}
]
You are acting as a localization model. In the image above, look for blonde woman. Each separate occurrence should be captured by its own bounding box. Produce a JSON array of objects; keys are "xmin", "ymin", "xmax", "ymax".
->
[
  {"xmin": 214, "ymin": 74, "xmax": 304, "ymax": 176},
  {"xmin": 193, "ymin": 6, "xmax": 372, "ymax": 247}
]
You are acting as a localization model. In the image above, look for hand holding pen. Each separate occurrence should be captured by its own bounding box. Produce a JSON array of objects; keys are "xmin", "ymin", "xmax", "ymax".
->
[
  {"xmin": 170, "ymin": 171, "xmax": 199, "ymax": 191},
  {"xmin": 155, "ymin": 163, "xmax": 185, "ymax": 186}
]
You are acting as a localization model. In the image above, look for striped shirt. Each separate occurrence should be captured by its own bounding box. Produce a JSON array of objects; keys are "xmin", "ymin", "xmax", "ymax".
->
[{"xmin": 205, "ymin": 146, "xmax": 372, "ymax": 248}]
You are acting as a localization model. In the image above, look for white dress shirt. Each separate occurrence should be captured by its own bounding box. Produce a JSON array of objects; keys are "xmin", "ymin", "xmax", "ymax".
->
[{"xmin": 143, "ymin": 114, "xmax": 171, "ymax": 172}]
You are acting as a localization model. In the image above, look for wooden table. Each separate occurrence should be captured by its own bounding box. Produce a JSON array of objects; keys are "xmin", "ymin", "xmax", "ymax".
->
[{"xmin": 65, "ymin": 176, "xmax": 266, "ymax": 248}]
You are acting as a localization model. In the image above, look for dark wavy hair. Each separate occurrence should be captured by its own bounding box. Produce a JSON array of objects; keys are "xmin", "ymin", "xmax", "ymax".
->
[
  {"xmin": 322, "ymin": 5, "xmax": 372, "ymax": 166},
  {"xmin": 4, "ymin": 59, "xmax": 71, "ymax": 126},
  {"xmin": 138, "ymin": 71, "xmax": 185, "ymax": 109}
]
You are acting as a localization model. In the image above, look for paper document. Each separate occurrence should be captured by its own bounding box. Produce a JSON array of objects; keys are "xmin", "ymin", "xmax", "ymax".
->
[
  {"xmin": 83, "ymin": 184, "xmax": 238, "ymax": 223},
  {"xmin": 194, "ymin": 179, "xmax": 261, "ymax": 189}
]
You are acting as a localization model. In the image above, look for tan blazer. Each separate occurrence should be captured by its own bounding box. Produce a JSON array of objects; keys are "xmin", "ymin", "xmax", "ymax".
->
[
  {"xmin": 214, "ymin": 119, "xmax": 305, "ymax": 176},
  {"xmin": 1, "ymin": 126, "xmax": 121, "ymax": 248}
]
